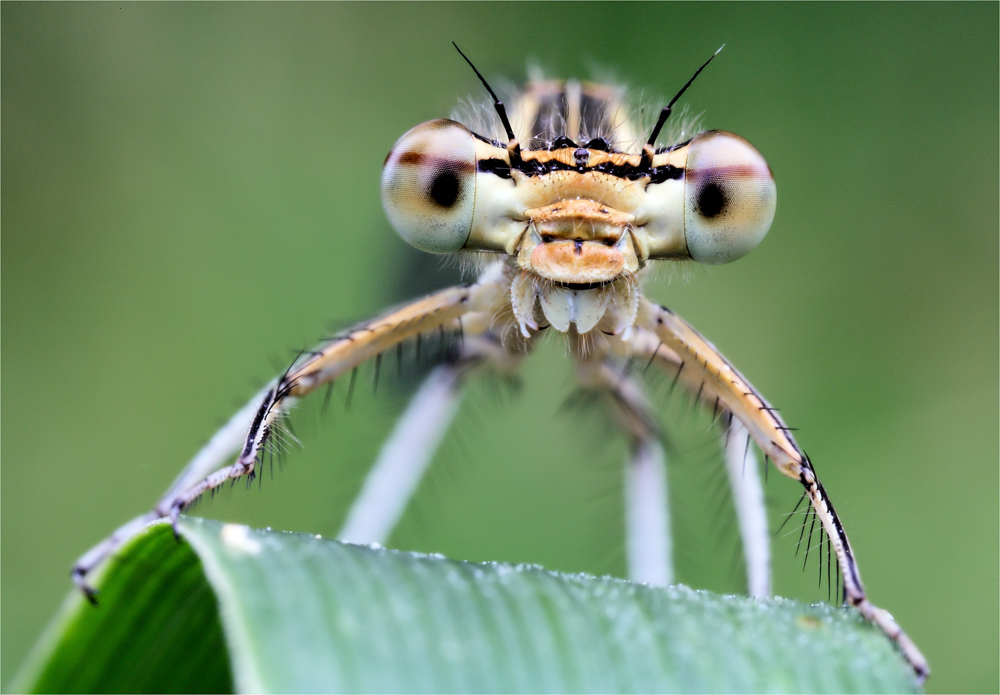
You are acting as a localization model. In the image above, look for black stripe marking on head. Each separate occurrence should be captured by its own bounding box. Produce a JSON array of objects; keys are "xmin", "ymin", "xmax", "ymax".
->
[{"xmin": 477, "ymin": 154, "xmax": 682, "ymax": 183}]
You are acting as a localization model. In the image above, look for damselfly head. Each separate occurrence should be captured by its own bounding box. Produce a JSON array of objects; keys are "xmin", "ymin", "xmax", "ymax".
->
[
  {"xmin": 380, "ymin": 54, "xmax": 777, "ymax": 337},
  {"xmin": 381, "ymin": 79, "xmax": 775, "ymax": 271}
]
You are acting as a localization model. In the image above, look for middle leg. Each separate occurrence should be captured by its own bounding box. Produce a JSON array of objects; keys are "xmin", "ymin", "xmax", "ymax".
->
[
  {"xmin": 338, "ymin": 332, "xmax": 529, "ymax": 546},
  {"xmin": 575, "ymin": 355, "xmax": 673, "ymax": 587}
]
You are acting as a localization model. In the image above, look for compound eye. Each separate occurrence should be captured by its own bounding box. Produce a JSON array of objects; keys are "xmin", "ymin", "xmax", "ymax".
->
[
  {"xmin": 683, "ymin": 131, "xmax": 776, "ymax": 264},
  {"xmin": 381, "ymin": 119, "xmax": 477, "ymax": 254}
]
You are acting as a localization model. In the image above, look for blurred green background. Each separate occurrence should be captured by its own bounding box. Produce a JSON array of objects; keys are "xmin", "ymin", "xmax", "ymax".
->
[{"xmin": 3, "ymin": 4, "xmax": 996, "ymax": 691}]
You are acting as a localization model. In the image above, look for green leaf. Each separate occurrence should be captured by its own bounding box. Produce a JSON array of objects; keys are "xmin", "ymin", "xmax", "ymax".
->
[
  {"xmin": 10, "ymin": 520, "xmax": 231, "ymax": 694},
  {"xmin": 12, "ymin": 518, "xmax": 918, "ymax": 694}
]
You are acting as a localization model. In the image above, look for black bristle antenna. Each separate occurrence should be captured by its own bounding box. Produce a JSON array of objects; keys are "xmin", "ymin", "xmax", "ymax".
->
[
  {"xmin": 774, "ymin": 491, "xmax": 807, "ymax": 537},
  {"xmin": 452, "ymin": 42, "xmax": 520, "ymax": 160},
  {"xmin": 372, "ymin": 353, "xmax": 382, "ymax": 396},
  {"xmin": 795, "ymin": 505, "xmax": 812, "ymax": 557},
  {"xmin": 646, "ymin": 45, "xmax": 724, "ymax": 148},
  {"xmin": 321, "ymin": 381, "xmax": 335, "ymax": 416},
  {"xmin": 802, "ymin": 507, "xmax": 818, "ymax": 571},
  {"xmin": 345, "ymin": 367, "xmax": 358, "ymax": 410}
]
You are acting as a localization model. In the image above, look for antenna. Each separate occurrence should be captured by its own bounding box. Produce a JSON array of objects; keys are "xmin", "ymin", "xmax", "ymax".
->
[
  {"xmin": 452, "ymin": 42, "xmax": 517, "ymax": 144},
  {"xmin": 646, "ymin": 45, "xmax": 724, "ymax": 148}
]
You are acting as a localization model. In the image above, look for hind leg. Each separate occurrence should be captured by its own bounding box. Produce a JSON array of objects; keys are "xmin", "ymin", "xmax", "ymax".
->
[
  {"xmin": 630, "ymin": 298, "xmax": 929, "ymax": 682},
  {"xmin": 338, "ymin": 333, "xmax": 528, "ymax": 545}
]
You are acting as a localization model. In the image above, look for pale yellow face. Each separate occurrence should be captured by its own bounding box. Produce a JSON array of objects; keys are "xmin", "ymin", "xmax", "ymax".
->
[{"xmin": 380, "ymin": 81, "xmax": 776, "ymax": 287}]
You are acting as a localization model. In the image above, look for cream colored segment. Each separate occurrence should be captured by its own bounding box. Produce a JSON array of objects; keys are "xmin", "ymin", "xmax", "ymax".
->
[
  {"xmin": 516, "ymin": 223, "xmax": 540, "ymax": 271},
  {"xmin": 632, "ymin": 145, "xmax": 692, "ymax": 259},
  {"xmin": 538, "ymin": 284, "xmax": 613, "ymax": 334},
  {"xmin": 159, "ymin": 385, "xmax": 273, "ymax": 506},
  {"xmin": 609, "ymin": 280, "xmax": 639, "ymax": 338},
  {"xmin": 650, "ymin": 145, "xmax": 690, "ymax": 170},
  {"xmin": 572, "ymin": 287, "xmax": 613, "ymax": 333},
  {"xmin": 634, "ymin": 299, "xmax": 802, "ymax": 474},
  {"xmin": 457, "ymin": 310, "xmax": 496, "ymax": 338},
  {"xmin": 627, "ymin": 228, "xmax": 650, "ymax": 262},
  {"xmin": 859, "ymin": 601, "xmax": 930, "ymax": 682},
  {"xmin": 510, "ymin": 272, "xmax": 538, "ymax": 338},
  {"xmin": 471, "ymin": 137, "xmax": 511, "ymax": 162},
  {"xmin": 525, "ymin": 199, "xmax": 635, "ymax": 241},
  {"xmin": 625, "ymin": 439, "xmax": 673, "ymax": 586},
  {"xmin": 800, "ymin": 470, "xmax": 927, "ymax": 680},
  {"xmin": 617, "ymin": 226, "xmax": 640, "ymax": 273},
  {"xmin": 801, "ymin": 473, "xmax": 857, "ymax": 591},
  {"xmin": 511, "ymin": 86, "xmax": 539, "ymax": 145},
  {"xmin": 632, "ymin": 178, "xmax": 688, "ymax": 259},
  {"xmin": 565, "ymin": 79, "xmax": 581, "ymax": 142},
  {"xmin": 466, "ymin": 140, "xmax": 527, "ymax": 253},
  {"xmin": 538, "ymin": 284, "xmax": 573, "ymax": 332},
  {"xmin": 593, "ymin": 82, "xmax": 639, "ymax": 153}
]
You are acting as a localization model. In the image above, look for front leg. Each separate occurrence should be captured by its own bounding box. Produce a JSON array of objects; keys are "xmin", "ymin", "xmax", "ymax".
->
[
  {"xmin": 630, "ymin": 298, "xmax": 929, "ymax": 682},
  {"xmin": 73, "ymin": 272, "xmax": 510, "ymax": 594},
  {"xmin": 166, "ymin": 278, "xmax": 509, "ymax": 519}
]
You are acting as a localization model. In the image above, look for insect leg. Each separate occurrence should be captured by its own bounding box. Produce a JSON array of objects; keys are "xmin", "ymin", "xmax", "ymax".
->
[
  {"xmin": 73, "ymin": 276, "xmax": 510, "ymax": 594},
  {"xmin": 71, "ymin": 512, "xmax": 160, "ymax": 601},
  {"xmin": 338, "ymin": 363, "xmax": 463, "ymax": 545},
  {"xmin": 164, "ymin": 281, "xmax": 508, "ymax": 519},
  {"xmin": 576, "ymin": 356, "xmax": 672, "ymax": 586},
  {"xmin": 72, "ymin": 386, "xmax": 273, "ymax": 599},
  {"xmin": 338, "ymin": 333, "xmax": 526, "ymax": 545},
  {"xmin": 631, "ymin": 331, "xmax": 772, "ymax": 597},
  {"xmin": 723, "ymin": 420, "xmax": 770, "ymax": 598},
  {"xmin": 632, "ymin": 298, "xmax": 929, "ymax": 682},
  {"xmin": 625, "ymin": 438, "xmax": 672, "ymax": 587}
]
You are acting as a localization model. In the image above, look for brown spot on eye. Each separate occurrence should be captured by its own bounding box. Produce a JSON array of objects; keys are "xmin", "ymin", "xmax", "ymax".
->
[
  {"xmin": 424, "ymin": 119, "xmax": 459, "ymax": 130},
  {"xmin": 691, "ymin": 164, "xmax": 771, "ymax": 180},
  {"xmin": 398, "ymin": 151, "xmax": 426, "ymax": 166}
]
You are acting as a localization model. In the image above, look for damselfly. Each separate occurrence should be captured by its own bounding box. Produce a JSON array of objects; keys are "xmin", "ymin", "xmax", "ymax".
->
[{"xmin": 72, "ymin": 45, "xmax": 928, "ymax": 683}]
